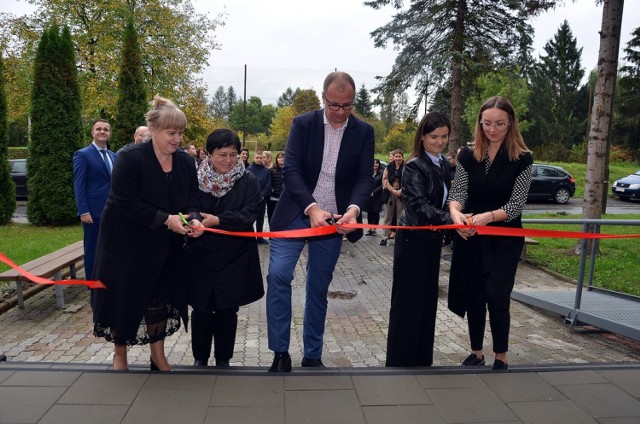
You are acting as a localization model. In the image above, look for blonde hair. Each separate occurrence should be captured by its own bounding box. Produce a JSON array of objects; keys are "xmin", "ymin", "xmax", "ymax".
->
[{"xmin": 145, "ymin": 95, "xmax": 187, "ymax": 131}]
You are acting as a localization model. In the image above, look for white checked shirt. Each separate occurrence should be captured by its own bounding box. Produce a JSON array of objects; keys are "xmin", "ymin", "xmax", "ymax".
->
[{"xmin": 310, "ymin": 112, "xmax": 348, "ymax": 214}]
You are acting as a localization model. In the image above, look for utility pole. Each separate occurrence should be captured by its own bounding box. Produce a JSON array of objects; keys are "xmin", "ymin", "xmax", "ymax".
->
[{"xmin": 243, "ymin": 64, "xmax": 247, "ymax": 147}]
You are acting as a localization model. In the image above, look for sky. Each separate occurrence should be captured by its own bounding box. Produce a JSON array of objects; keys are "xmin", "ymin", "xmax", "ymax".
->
[{"xmin": 2, "ymin": 0, "xmax": 639, "ymax": 106}]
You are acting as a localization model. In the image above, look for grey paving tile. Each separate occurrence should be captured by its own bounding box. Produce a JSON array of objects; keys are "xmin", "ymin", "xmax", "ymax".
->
[
  {"xmin": 2, "ymin": 370, "xmax": 80, "ymax": 386},
  {"xmin": 0, "ymin": 386, "xmax": 66, "ymax": 423},
  {"xmin": 0, "ymin": 370, "xmax": 14, "ymax": 384},
  {"xmin": 426, "ymin": 386, "xmax": 518, "ymax": 423},
  {"xmin": 596, "ymin": 418, "xmax": 640, "ymax": 424},
  {"xmin": 416, "ymin": 373, "xmax": 484, "ymax": 389},
  {"xmin": 58, "ymin": 372, "xmax": 148, "ymax": 405},
  {"xmin": 205, "ymin": 406, "xmax": 284, "ymax": 424},
  {"xmin": 211, "ymin": 376, "xmax": 283, "ymax": 406},
  {"xmin": 596, "ymin": 369, "xmax": 640, "ymax": 398},
  {"xmin": 362, "ymin": 405, "xmax": 444, "ymax": 424},
  {"xmin": 285, "ymin": 389, "xmax": 365, "ymax": 424},
  {"xmin": 283, "ymin": 374, "xmax": 353, "ymax": 390},
  {"xmin": 539, "ymin": 370, "xmax": 608, "ymax": 385},
  {"xmin": 145, "ymin": 373, "xmax": 217, "ymax": 389},
  {"xmin": 352, "ymin": 375, "xmax": 430, "ymax": 405},
  {"xmin": 480, "ymin": 373, "xmax": 566, "ymax": 402},
  {"xmin": 509, "ymin": 400, "xmax": 597, "ymax": 423},
  {"xmin": 38, "ymin": 404, "xmax": 129, "ymax": 424},
  {"xmin": 557, "ymin": 382, "xmax": 640, "ymax": 419},
  {"xmin": 122, "ymin": 388, "xmax": 211, "ymax": 424}
]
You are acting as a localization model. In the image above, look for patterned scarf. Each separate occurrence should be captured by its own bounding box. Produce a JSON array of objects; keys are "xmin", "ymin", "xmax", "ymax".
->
[{"xmin": 197, "ymin": 158, "xmax": 245, "ymax": 197}]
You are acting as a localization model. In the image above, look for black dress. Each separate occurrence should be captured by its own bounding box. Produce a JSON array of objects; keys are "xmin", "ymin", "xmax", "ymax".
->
[{"xmin": 92, "ymin": 141, "xmax": 201, "ymax": 346}]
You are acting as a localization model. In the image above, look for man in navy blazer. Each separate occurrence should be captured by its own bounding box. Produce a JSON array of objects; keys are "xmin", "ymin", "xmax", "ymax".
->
[
  {"xmin": 73, "ymin": 119, "xmax": 115, "ymax": 280},
  {"xmin": 267, "ymin": 72, "xmax": 374, "ymax": 372}
]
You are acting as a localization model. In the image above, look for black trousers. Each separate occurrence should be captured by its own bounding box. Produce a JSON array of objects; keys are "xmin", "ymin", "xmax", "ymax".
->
[
  {"xmin": 467, "ymin": 271, "xmax": 514, "ymax": 353},
  {"xmin": 267, "ymin": 199, "xmax": 278, "ymax": 226},
  {"xmin": 191, "ymin": 308, "xmax": 239, "ymax": 361},
  {"xmin": 367, "ymin": 211, "xmax": 380, "ymax": 225},
  {"xmin": 255, "ymin": 198, "xmax": 267, "ymax": 234},
  {"xmin": 386, "ymin": 231, "xmax": 442, "ymax": 367}
]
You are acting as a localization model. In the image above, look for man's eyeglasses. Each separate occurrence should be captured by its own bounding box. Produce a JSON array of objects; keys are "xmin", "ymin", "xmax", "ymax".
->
[
  {"xmin": 324, "ymin": 95, "xmax": 354, "ymax": 111},
  {"xmin": 480, "ymin": 120, "xmax": 508, "ymax": 130}
]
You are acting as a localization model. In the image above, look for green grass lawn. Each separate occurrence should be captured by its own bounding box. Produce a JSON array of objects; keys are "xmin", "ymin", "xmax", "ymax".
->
[
  {"xmin": 523, "ymin": 213, "xmax": 640, "ymax": 296},
  {"xmin": 0, "ymin": 223, "xmax": 83, "ymax": 273}
]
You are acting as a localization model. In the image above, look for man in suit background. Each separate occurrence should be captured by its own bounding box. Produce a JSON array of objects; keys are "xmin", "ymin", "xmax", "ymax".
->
[
  {"xmin": 266, "ymin": 71, "xmax": 374, "ymax": 372},
  {"xmin": 73, "ymin": 119, "xmax": 115, "ymax": 280}
]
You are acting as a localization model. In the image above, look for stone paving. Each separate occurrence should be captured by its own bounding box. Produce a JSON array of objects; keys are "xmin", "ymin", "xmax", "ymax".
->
[{"xmin": 1, "ymin": 232, "xmax": 640, "ymax": 369}]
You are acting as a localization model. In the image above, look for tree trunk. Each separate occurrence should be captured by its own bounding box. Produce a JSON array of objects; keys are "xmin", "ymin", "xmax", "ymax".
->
[
  {"xmin": 583, "ymin": 0, "xmax": 624, "ymax": 219},
  {"xmin": 449, "ymin": 1, "xmax": 467, "ymax": 151}
]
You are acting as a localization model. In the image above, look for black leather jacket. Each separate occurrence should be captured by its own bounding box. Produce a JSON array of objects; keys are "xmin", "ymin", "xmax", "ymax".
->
[{"xmin": 399, "ymin": 153, "xmax": 452, "ymax": 227}]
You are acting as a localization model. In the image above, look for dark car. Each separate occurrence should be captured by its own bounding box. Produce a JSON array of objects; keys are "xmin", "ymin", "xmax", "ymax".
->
[
  {"xmin": 611, "ymin": 170, "xmax": 640, "ymax": 200},
  {"xmin": 527, "ymin": 163, "xmax": 576, "ymax": 204},
  {"xmin": 9, "ymin": 159, "xmax": 28, "ymax": 199}
]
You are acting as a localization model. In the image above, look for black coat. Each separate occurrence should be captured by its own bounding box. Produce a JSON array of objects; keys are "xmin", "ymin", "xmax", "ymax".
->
[
  {"xmin": 92, "ymin": 141, "xmax": 201, "ymax": 345},
  {"xmin": 186, "ymin": 172, "xmax": 265, "ymax": 311},
  {"xmin": 448, "ymin": 147, "xmax": 533, "ymax": 318},
  {"xmin": 368, "ymin": 168, "xmax": 384, "ymax": 213}
]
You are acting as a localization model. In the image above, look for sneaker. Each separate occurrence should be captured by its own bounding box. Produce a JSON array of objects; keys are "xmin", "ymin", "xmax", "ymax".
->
[
  {"xmin": 268, "ymin": 352, "xmax": 292, "ymax": 372},
  {"xmin": 461, "ymin": 353, "xmax": 485, "ymax": 366},
  {"xmin": 379, "ymin": 239, "xmax": 387, "ymax": 246},
  {"xmin": 365, "ymin": 230, "xmax": 374, "ymax": 236},
  {"xmin": 492, "ymin": 359, "xmax": 508, "ymax": 371}
]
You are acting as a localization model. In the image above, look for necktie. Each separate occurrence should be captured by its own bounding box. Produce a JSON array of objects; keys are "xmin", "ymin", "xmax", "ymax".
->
[
  {"xmin": 100, "ymin": 149, "xmax": 112, "ymax": 175},
  {"xmin": 439, "ymin": 158, "xmax": 445, "ymax": 172}
]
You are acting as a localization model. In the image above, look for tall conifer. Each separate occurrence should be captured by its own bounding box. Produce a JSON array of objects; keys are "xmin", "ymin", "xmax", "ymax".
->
[
  {"xmin": 0, "ymin": 55, "xmax": 16, "ymax": 225},
  {"xmin": 112, "ymin": 17, "xmax": 147, "ymax": 151},
  {"xmin": 27, "ymin": 25, "xmax": 83, "ymax": 225}
]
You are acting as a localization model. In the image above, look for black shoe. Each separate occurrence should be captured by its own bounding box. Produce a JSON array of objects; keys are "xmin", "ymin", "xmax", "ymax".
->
[
  {"xmin": 216, "ymin": 359, "xmax": 230, "ymax": 368},
  {"xmin": 461, "ymin": 353, "xmax": 485, "ymax": 366},
  {"xmin": 268, "ymin": 352, "xmax": 292, "ymax": 372},
  {"xmin": 193, "ymin": 359, "xmax": 208, "ymax": 367},
  {"xmin": 492, "ymin": 359, "xmax": 508, "ymax": 371},
  {"xmin": 379, "ymin": 239, "xmax": 387, "ymax": 246},
  {"xmin": 301, "ymin": 357, "xmax": 326, "ymax": 368},
  {"xmin": 365, "ymin": 230, "xmax": 374, "ymax": 236}
]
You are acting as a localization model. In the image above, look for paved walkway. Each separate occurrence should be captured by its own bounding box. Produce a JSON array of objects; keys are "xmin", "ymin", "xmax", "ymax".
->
[{"xmin": 2, "ymin": 231, "xmax": 640, "ymax": 423}]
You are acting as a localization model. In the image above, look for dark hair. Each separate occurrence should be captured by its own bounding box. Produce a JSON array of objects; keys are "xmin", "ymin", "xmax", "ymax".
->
[
  {"xmin": 273, "ymin": 151, "xmax": 285, "ymax": 171},
  {"xmin": 92, "ymin": 118, "xmax": 110, "ymax": 129},
  {"xmin": 206, "ymin": 128, "xmax": 241, "ymax": 154},
  {"xmin": 410, "ymin": 111, "xmax": 451, "ymax": 160}
]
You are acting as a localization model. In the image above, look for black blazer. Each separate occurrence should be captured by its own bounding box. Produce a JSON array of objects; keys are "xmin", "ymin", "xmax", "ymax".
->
[{"xmin": 271, "ymin": 109, "xmax": 375, "ymax": 242}]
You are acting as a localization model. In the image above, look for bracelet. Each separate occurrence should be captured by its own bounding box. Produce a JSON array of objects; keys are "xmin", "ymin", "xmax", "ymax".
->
[{"xmin": 490, "ymin": 210, "xmax": 495, "ymax": 222}]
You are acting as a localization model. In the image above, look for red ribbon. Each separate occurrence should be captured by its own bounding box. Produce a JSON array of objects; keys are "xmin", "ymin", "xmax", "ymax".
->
[
  {"xmin": 197, "ymin": 223, "xmax": 640, "ymax": 240},
  {"xmin": 0, "ymin": 252, "xmax": 106, "ymax": 290},
  {"xmin": 3, "ymin": 222, "xmax": 637, "ymax": 290}
]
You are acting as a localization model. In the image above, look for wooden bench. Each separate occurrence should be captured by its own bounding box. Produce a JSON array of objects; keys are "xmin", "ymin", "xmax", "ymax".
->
[
  {"xmin": 0, "ymin": 241, "xmax": 84, "ymax": 309},
  {"xmin": 521, "ymin": 237, "xmax": 539, "ymax": 259}
]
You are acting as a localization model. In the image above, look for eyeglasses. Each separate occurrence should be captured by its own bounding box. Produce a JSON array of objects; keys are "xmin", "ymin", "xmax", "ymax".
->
[
  {"xmin": 324, "ymin": 95, "xmax": 354, "ymax": 111},
  {"xmin": 480, "ymin": 120, "xmax": 508, "ymax": 130}
]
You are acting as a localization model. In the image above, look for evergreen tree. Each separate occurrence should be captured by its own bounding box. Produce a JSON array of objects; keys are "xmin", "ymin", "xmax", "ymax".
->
[
  {"xmin": 229, "ymin": 97, "xmax": 275, "ymax": 137},
  {"xmin": 112, "ymin": 17, "xmax": 147, "ymax": 151},
  {"xmin": 27, "ymin": 25, "xmax": 83, "ymax": 226},
  {"xmin": 528, "ymin": 20, "xmax": 586, "ymax": 150},
  {"xmin": 0, "ymin": 54, "xmax": 16, "ymax": 225},
  {"xmin": 615, "ymin": 26, "xmax": 640, "ymax": 158},
  {"xmin": 226, "ymin": 86, "xmax": 238, "ymax": 118},
  {"xmin": 355, "ymin": 84, "xmax": 374, "ymax": 118},
  {"xmin": 365, "ymin": 0, "xmax": 556, "ymax": 150},
  {"xmin": 209, "ymin": 86, "xmax": 229, "ymax": 120},
  {"xmin": 277, "ymin": 87, "xmax": 300, "ymax": 108}
]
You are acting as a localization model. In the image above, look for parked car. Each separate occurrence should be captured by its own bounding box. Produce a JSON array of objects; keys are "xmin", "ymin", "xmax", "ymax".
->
[
  {"xmin": 611, "ymin": 170, "xmax": 640, "ymax": 200},
  {"xmin": 527, "ymin": 163, "xmax": 575, "ymax": 204},
  {"xmin": 9, "ymin": 159, "xmax": 28, "ymax": 199}
]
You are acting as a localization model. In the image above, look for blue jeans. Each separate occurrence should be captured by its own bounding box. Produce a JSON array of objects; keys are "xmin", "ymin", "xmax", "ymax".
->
[{"xmin": 266, "ymin": 214, "xmax": 342, "ymax": 359}]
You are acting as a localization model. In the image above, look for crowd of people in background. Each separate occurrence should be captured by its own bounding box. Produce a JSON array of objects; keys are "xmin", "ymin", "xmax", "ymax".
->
[{"xmin": 77, "ymin": 68, "xmax": 531, "ymax": 373}]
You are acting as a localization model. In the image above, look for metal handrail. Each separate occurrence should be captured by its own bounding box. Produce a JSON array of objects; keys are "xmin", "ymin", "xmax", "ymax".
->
[{"xmin": 521, "ymin": 218, "xmax": 640, "ymax": 324}]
